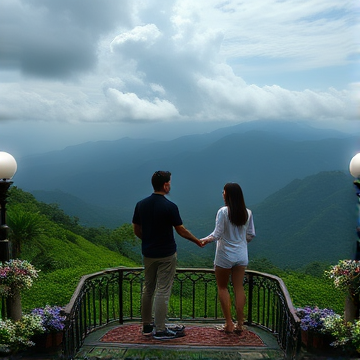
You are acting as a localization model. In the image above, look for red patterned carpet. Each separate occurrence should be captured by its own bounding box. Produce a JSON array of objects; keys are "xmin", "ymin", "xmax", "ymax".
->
[{"xmin": 101, "ymin": 324, "xmax": 265, "ymax": 347}]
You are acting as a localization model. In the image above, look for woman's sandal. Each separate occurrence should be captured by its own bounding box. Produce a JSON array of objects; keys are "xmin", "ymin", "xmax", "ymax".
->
[
  {"xmin": 234, "ymin": 324, "xmax": 246, "ymax": 334},
  {"xmin": 215, "ymin": 324, "xmax": 234, "ymax": 334}
]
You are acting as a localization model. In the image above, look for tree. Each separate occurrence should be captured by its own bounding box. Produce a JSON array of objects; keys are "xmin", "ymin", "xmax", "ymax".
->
[{"xmin": 7, "ymin": 205, "xmax": 44, "ymax": 258}]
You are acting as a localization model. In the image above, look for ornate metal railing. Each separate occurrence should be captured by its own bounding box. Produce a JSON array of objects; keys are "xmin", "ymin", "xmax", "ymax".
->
[{"xmin": 62, "ymin": 267, "xmax": 301, "ymax": 359}]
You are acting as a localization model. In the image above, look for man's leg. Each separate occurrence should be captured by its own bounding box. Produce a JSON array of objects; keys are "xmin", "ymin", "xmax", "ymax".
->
[
  {"xmin": 153, "ymin": 253, "xmax": 177, "ymax": 332},
  {"xmin": 141, "ymin": 256, "xmax": 158, "ymax": 328}
]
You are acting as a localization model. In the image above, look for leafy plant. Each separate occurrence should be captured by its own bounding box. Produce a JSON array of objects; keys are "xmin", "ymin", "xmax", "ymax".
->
[{"xmin": 0, "ymin": 259, "xmax": 40, "ymax": 297}]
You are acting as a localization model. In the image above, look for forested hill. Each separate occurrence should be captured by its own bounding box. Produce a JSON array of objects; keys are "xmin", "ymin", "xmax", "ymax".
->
[
  {"xmin": 7, "ymin": 169, "xmax": 357, "ymax": 275},
  {"xmin": 5, "ymin": 187, "xmax": 346, "ymax": 315},
  {"xmin": 11, "ymin": 120, "xmax": 358, "ymax": 270},
  {"xmin": 164, "ymin": 170, "xmax": 356, "ymax": 269},
  {"xmin": 16, "ymin": 121, "xmax": 357, "ymax": 232},
  {"xmin": 248, "ymin": 171, "xmax": 356, "ymax": 269},
  {"xmin": 6, "ymin": 187, "xmax": 139, "ymax": 308}
]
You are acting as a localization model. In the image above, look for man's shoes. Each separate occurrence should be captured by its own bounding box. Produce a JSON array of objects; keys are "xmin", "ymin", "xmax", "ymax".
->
[
  {"xmin": 142, "ymin": 324, "xmax": 154, "ymax": 336},
  {"xmin": 166, "ymin": 323, "xmax": 185, "ymax": 334},
  {"xmin": 153, "ymin": 327, "xmax": 184, "ymax": 340}
]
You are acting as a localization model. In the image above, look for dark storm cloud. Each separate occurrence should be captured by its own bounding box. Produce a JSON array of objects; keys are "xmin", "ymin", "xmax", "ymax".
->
[{"xmin": 0, "ymin": 0, "xmax": 132, "ymax": 78}]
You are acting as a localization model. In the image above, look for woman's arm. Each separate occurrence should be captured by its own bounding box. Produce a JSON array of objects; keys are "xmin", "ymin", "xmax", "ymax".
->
[
  {"xmin": 246, "ymin": 210, "xmax": 256, "ymax": 243},
  {"xmin": 200, "ymin": 208, "xmax": 225, "ymax": 245}
]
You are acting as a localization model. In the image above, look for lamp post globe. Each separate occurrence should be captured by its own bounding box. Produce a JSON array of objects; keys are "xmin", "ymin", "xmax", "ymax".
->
[
  {"xmin": 0, "ymin": 151, "xmax": 17, "ymax": 180},
  {"xmin": 350, "ymin": 153, "xmax": 360, "ymax": 179},
  {"xmin": 0, "ymin": 151, "xmax": 17, "ymax": 263}
]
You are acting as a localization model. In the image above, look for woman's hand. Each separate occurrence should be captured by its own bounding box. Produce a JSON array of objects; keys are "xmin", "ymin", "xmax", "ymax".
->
[{"xmin": 200, "ymin": 236, "xmax": 213, "ymax": 246}]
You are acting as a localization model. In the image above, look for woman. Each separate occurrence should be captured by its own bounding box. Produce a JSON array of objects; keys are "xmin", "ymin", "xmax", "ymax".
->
[{"xmin": 201, "ymin": 183, "xmax": 255, "ymax": 333}]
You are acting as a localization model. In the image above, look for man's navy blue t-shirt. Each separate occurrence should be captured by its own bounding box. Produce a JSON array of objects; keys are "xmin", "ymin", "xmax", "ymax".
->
[{"xmin": 132, "ymin": 193, "xmax": 183, "ymax": 258}]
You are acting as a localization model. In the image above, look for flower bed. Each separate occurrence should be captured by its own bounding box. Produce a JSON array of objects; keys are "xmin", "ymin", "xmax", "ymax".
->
[
  {"xmin": 0, "ymin": 314, "xmax": 43, "ymax": 354},
  {"xmin": 31, "ymin": 305, "xmax": 66, "ymax": 333},
  {"xmin": 296, "ymin": 306, "xmax": 336, "ymax": 352}
]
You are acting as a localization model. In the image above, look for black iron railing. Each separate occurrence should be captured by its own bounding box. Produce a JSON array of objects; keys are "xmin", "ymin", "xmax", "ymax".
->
[{"xmin": 62, "ymin": 267, "xmax": 301, "ymax": 359}]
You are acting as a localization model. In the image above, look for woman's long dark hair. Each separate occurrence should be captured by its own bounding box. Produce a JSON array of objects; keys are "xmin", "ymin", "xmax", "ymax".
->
[{"xmin": 223, "ymin": 183, "xmax": 248, "ymax": 226}]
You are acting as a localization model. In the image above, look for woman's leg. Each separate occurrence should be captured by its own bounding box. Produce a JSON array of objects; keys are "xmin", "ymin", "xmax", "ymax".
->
[
  {"xmin": 215, "ymin": 266, "xmax": 234, "ymax": 332},
  {"xmin": 231, "ymin": 265, "xmax": 246, "ymax": 328}
]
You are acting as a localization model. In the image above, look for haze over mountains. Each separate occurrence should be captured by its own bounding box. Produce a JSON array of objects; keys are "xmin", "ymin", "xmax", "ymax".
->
[{"xmin": 14, "ymin": 120, "xmax": 359, "ymax": 268}]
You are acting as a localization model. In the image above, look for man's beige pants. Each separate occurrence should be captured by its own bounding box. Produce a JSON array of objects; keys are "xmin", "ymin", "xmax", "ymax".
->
[{"xmin": 141, "ymin": 253, "xmax": 177, "ymax": 332}]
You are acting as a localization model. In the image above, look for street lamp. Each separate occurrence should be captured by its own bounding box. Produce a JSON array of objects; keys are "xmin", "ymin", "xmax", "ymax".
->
[
  {"xmin": 0, "ymin": 151, "xmax": 17, "ymax": 262},
  {"xmin": 349, "ymin": 153, "xmax": 360, "ymax": 260}
]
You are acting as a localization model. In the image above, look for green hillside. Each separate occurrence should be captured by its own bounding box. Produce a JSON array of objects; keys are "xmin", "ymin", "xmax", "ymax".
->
[{"xmin": 7, "ymin": 187, "xmax": 138, "ymax": 311}]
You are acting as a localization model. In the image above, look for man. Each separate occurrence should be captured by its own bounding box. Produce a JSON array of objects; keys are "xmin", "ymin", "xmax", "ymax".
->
[{"xmin": 132, "ymin": 170, "xmax": 202, "ymax": 340}]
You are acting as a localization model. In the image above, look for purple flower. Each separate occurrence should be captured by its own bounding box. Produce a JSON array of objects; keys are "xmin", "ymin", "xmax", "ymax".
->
[
  {"xmin": 31, "ymin": 305, "xmax": 66, "ymax": 333},
  {"xmin": 296, "ymin": 306, "xmax": 336, "ymax": 332}
]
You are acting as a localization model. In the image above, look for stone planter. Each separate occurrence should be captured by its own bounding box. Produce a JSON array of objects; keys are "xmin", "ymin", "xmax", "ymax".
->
[
  {"xmin": 345, "ymin": 293, "xmax": 359, "ymax": 322},
  {"xmin": 32, "ymin": 331, "xmax": 63, "ymax": 351},
  {"xmin": 301, "ymin": 330, "xmax": 333, "ymax": 353},
  {"xmin": 8, "ymin": 289, "xmax": 22, "ymax": 321}
]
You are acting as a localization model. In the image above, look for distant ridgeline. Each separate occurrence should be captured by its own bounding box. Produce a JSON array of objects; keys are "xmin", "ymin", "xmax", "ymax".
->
[{"xmin": 15, "ymin": 121, "xmax": 358, "ymax": 270}]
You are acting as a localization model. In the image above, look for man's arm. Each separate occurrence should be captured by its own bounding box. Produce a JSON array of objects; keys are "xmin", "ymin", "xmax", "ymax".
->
[
  {"xmin": 175, "ymin": 225, "xmax": 202, "ymax": 247},
  {"xmin": 132, "ymin": 223, "xmax": 142, "ymax": 240}
]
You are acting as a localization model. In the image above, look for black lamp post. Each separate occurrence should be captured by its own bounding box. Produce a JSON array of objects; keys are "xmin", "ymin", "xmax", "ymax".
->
[
  {"xmin": 0, "ymin": 151, "xmax": 17, "ymax": 263},
  {"xmin": 349, "ymin": 153, "xmax": 360, "ymax": 260}
]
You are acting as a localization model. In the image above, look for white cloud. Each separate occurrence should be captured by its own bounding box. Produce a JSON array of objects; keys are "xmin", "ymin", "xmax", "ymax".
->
[
  {"xmin": 196, "ymin": 65, "xmax": 355, "ymax": 122},
  {"xmin": 150, "ymin": 83, "xmax": 166, "ymax": 95},
  {"xmin": 105, "ymin": 88, "xmax": 179, "ymax": 121},
  {"xmin": 111, "ymin": 24, "xmax": 162, "ymax": 49}
]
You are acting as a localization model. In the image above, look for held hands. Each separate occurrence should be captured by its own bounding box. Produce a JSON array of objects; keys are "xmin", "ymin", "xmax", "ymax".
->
[
  {"xmin": 199, "ymin": 237, "xmax": 212, "ymax": 247},
  {"xmin": 193, "ymin": 236, "xmax": 214, "ymax": 248},
  {"xmin": 195, "ymin": 238, "xmax": 209, "ymax": 248},
  {"xmin": 196, "ymin": 239, "xmax": 205, "ymax": 248}
]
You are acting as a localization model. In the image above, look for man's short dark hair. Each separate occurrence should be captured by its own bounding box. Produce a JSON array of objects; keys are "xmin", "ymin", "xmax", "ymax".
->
[{"xmin": 152, "ymin": 171, "xmax": 171, "ymax": 191}]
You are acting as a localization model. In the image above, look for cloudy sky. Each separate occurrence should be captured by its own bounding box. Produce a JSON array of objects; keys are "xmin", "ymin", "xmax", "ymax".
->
[{"xmin": 0, "ymin": 0, "xmax": 359, "ymax": 158}]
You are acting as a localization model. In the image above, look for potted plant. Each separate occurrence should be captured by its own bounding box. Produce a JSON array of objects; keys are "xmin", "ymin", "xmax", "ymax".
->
[
  {"xmin": 296, "ymin": 306, "xmax": 336, "ymax": 351},
  {"xmin": 0, "ymin": 314, "xmax": 44, "ymax": 355},
  {"xmin": 325, "ymin": 260, "xmax": 360, "ymax": 321},
  {"xmin": 0, "ymin": 259, "xmax": 40, "ymax": 321},
  {"xmin": 30, "ymin": 305, "xmax": 66, "ymax": 349},
  {"xmin": 0, "ymin": 259, "xmax": 40, "ymax": 297}
]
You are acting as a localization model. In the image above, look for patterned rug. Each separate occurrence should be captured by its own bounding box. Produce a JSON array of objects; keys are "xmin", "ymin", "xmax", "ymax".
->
[{"xmin": 101, "ymin": 324, "xmax": 266, "ymax": 347}]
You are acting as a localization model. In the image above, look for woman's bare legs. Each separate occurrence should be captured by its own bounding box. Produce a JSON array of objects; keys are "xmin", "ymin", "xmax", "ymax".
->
[
  {"xmin": 215, "ymin": 266, "xmax": 234, "ymax": 332},
  {"xmin": 231, "ymin": 265, "xmax": 246, "ymax": 329}
]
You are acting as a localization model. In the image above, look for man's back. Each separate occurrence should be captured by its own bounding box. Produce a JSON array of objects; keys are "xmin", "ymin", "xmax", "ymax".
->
[{"xmin": 133, "ymin": 193, "xmax": 182, "ymax": 257}]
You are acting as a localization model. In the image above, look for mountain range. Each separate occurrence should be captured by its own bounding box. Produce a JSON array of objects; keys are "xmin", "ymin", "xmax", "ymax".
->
[{"xmin": 13, "ymin": 120, "xmax": 359, "ymax": 268}]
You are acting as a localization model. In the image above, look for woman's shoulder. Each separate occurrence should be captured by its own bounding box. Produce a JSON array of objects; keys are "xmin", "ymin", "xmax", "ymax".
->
[{"xmin": 217, "ymin": 206, "xmax": 228, "ymax": 214}]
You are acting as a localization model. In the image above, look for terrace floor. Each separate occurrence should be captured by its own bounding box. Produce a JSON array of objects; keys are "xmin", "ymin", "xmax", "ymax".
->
[
  {"xmin": 15, "ymin": 322, "xmax": 358, "ymax": 360},
  {"xmin": 75, "ymin": 322, "xmax": 284, "ymax": 360}
]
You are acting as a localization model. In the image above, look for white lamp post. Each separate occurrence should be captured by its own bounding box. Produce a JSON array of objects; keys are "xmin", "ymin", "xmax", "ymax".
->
[{"xmin": 0, "ymin": 151, "xmax": 17, "ymax": 262}]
